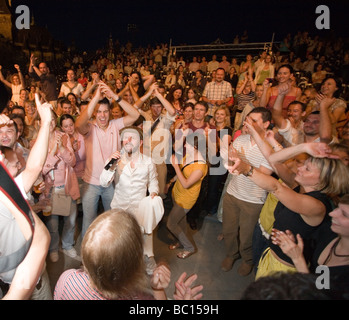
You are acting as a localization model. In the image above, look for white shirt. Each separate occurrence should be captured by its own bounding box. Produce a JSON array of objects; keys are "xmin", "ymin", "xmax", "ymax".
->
[
  {"xmin": 207, "ymin": 61, "xmax": 220, "ymax": 73},
  {"xmin": 0, "ymin": 174, "xmax": 28, "ymax": 283},
  {"xmin": 99, "ymin": 154, "xmax": 159, "ymax": 216},
  {"xmin": 59, "ymin": 82, "xmax": 85, "ymax": 98},
  {"xmin": 227, "ymin": 134, "xmax": 273, "ymax": 204},
  {"xmin": 278, "ymin": 119, "xmax": 305, "ymax": 146}
]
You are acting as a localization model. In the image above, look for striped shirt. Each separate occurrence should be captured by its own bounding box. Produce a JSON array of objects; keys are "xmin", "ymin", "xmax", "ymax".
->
[
  {"xmin": 236, "ymin": 91, "xmax": 255, "ymax": 111},
  {"xmin": 227, "ymin": 134, "xmax": 273, "ymax": 204},
  {"xmin": 54, "ymin": 269, "xmax": 154, "ymax": 300}
]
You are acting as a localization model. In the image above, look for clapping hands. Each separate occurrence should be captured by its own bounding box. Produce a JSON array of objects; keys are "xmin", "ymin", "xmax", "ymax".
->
[{"xmin": 174, "ymin": 272, "xmax": 203, "ymax": 300}]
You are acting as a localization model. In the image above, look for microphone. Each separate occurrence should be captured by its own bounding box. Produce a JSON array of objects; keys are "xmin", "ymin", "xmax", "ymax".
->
[{"xmin": 104, "ymin": 149, "xmax": 124, "ymax": 170}]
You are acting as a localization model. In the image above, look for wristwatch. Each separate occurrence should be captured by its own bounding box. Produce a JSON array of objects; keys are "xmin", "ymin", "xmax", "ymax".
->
[{"xmin": 243, "ymin": 165, "xmax": 254, "ymax": 177}]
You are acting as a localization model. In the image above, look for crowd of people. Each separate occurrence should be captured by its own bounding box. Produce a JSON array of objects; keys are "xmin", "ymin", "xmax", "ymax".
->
[{"xmin": 1, "ymin": 30, "xmax": 349, "ymax": 300}]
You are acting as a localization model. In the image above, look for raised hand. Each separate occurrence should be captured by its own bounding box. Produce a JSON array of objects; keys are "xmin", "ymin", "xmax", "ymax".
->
[
  {"xmin": 30, "ymin": 54, "xmax": 37, "ymax": 66},
  {"xmin": 277, "ymin": 81, "xmax": 291, "ymax": 96},
  {"xmin": 0, "ymin": 114, "xmax": 13, "ymax": 127},
  {"xmin": 243, "ymin": 117, "xmax": 264, "ymax": 138},
  {"xmin": 35, "ymin": 93, "xmax": 52, "ymax": 125},
  {"xmin": 150, "ymin": 81, "xmax": 159, "ymax": 94},
  {"xmin": 262, "ymin": 78, "xmax": 271, "ymax": 90},
  {"xmin": 304, "ymin": 142, "xmax": 339, "ymax": 159},
  {"xmin": 99, "ymin": 81, "xmax": 115, "ymax": 100}
]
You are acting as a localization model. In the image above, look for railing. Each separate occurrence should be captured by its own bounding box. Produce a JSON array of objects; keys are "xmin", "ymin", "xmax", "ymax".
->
[{"xmin": 169, "ymin": 39, "xmax": 280, "ymax": 59}]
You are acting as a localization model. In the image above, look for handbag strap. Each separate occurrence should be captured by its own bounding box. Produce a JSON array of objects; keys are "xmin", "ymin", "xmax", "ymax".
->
[{"xmin": 0, "ymin": 162, "xmax": 35, "ymax": 273}]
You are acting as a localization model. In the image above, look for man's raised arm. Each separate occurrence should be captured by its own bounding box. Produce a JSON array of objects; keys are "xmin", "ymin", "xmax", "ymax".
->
[
  {"xmin": 28, "ymin": 54, "xmax": 42, "ymax": 78},
  {"xmin": 76, "ymin": 84, "xmax": 102, "ymax": 135},
  {"xmin": 99, "ymin": 82, "xmax": 139, "ymax": 127}
]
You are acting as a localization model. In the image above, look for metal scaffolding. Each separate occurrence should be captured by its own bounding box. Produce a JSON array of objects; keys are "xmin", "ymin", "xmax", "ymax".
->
[{"xmin": 169, "ymin": 34, "xmax": 279, "ymax": 59}]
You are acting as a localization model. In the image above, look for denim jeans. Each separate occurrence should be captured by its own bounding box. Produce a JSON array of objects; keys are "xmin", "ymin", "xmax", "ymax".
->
[
  {"xmin": 81, "ymin": 181, "xmax": 114, "ymax": 238},
  {"xmin": 205, "ymin": 172, "xmax": 227, "ymax": 215},
  {"xmin": 45, "ymin": 196, "xmax": 77, "ymax": 253}
]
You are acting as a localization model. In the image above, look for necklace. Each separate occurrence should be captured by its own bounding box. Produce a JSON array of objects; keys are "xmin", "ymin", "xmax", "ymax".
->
[{"xmin": 333, "ymin": 237, "xmax": 349, "ymax": 258}]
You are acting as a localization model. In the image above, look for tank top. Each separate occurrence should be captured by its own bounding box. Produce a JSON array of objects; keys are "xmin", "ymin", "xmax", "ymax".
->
[
  {"xmin": 257, "ymin": 70, "xmax": 270, "ymax": 85},
  {"xmin": 270, "ymin": 187, "xmax": 333, "ymax": 265},
  {"xmin": 267, "ymin": 94, "xmax": 297, "ymax": 118}
]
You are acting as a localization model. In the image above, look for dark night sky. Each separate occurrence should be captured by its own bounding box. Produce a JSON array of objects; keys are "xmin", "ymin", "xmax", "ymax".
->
[{"xmin": 10, "ymin": 0, "xmax": 349, "ymax": 51}]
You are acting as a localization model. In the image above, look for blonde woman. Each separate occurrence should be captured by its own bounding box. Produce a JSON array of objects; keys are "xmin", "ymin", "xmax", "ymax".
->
[
  {"xmin": 0, "ymin": 64, "xmax": 24, "ymax": 104},
  {"xmin": 272, "ymin": 194, "xmax": 349, "ymax": 286},
  {"xmin": 228, "ymin": 142, "xmax": 349, "ymax": 279}
]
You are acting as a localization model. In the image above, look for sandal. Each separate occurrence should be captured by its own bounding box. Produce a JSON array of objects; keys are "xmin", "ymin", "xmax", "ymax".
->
[
  {"xmin": 177, "ymin": 250, "xmax": 196, "ymax": 259},
  {"xmin": 168, "ymin": 242, "xmax": 182, "ymax": 250}
]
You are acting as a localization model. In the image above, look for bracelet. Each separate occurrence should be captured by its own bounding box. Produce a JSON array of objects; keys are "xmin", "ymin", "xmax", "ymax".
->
[
  {"xmin": 272, "ymin": 144, "xmax": 282, "ymax": 150},
  {"xmin": 243, "ymin": 165, "xmax": 254, "ymax": 177},
  {"xmin": 115, "ymin": 96, "xmax": 122, "ymax": 103}
]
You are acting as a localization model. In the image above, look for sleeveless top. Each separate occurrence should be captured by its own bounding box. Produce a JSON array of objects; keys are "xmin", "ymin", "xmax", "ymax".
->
[
  {"xmin": 172, "ymin": 157, "xmax": 208, "ymax": 210},
  {"xmin": 270, "ymin": 187, "xmax": 333, "ymax": 265},
  {"xmin": 11, "ymin": 84, "xmax": 23, "ymax": 104},
  {"xmin": 267, "ymin": 94, "xmax": 297, "ymax": 118},
  {"xmin": 257, "ymin": 70, "xmax": 271, "ymax": 85}
]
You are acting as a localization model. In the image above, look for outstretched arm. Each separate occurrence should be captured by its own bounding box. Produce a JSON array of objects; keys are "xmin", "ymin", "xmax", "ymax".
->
[
  {"xmin": 0, "ymin": 65, "xmax": 12, "ymax": 88},
  {"xmin": 153, "ymin": 86, "xmax": 175, "ymax": 116},
  {"xmin": 28, "ymin": 54, "xmax": 42, "ymax": 77},
  {"xmin": 268, "ymin": 142, "xmax": 335, "ymax": 166},
  {"xmin": 228, "ymin": 146, "xmax": 332, "ymax": 226},
  {"xmin": 236, "ymin": 76, "xmax": 248, "ymax": 95},
  {"xmin": 134, "ymin": 81, "xmax": 157, "ymax": 110},
  {"xmin": 316, "ymin": 94, "xmax": 335, "ymax": 144},
  {"xmin": 81, "ymin": 73, "xmax": 100, "ymax": 101},
  {"xmin": 127, "ymin": 81, "xmax": 140, "ymax": 103},
  {"xmin": 142, "ymin": 74, "xmax": 155, "ymax": 90},
  {"xmin": 14, "ymin": 64, "xmax": 25, "ymax": 88},
  {"xmin": 99, "ymin": 82, "xmax": 139, "ymax": 127},
  {"xmin": 21, "ymin": 94, "xmax": 52, "ymax": 193},
  {"xmin": 272, "ymin": 82, "xmax": 291, "ymax": 129},
  {"xmin": 76, "ymin": 84, "xmax": 102, "ymax": 135},
  {"xmin": 259, "ymin": 79, "xmax": 271, "ymax": 107}
]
